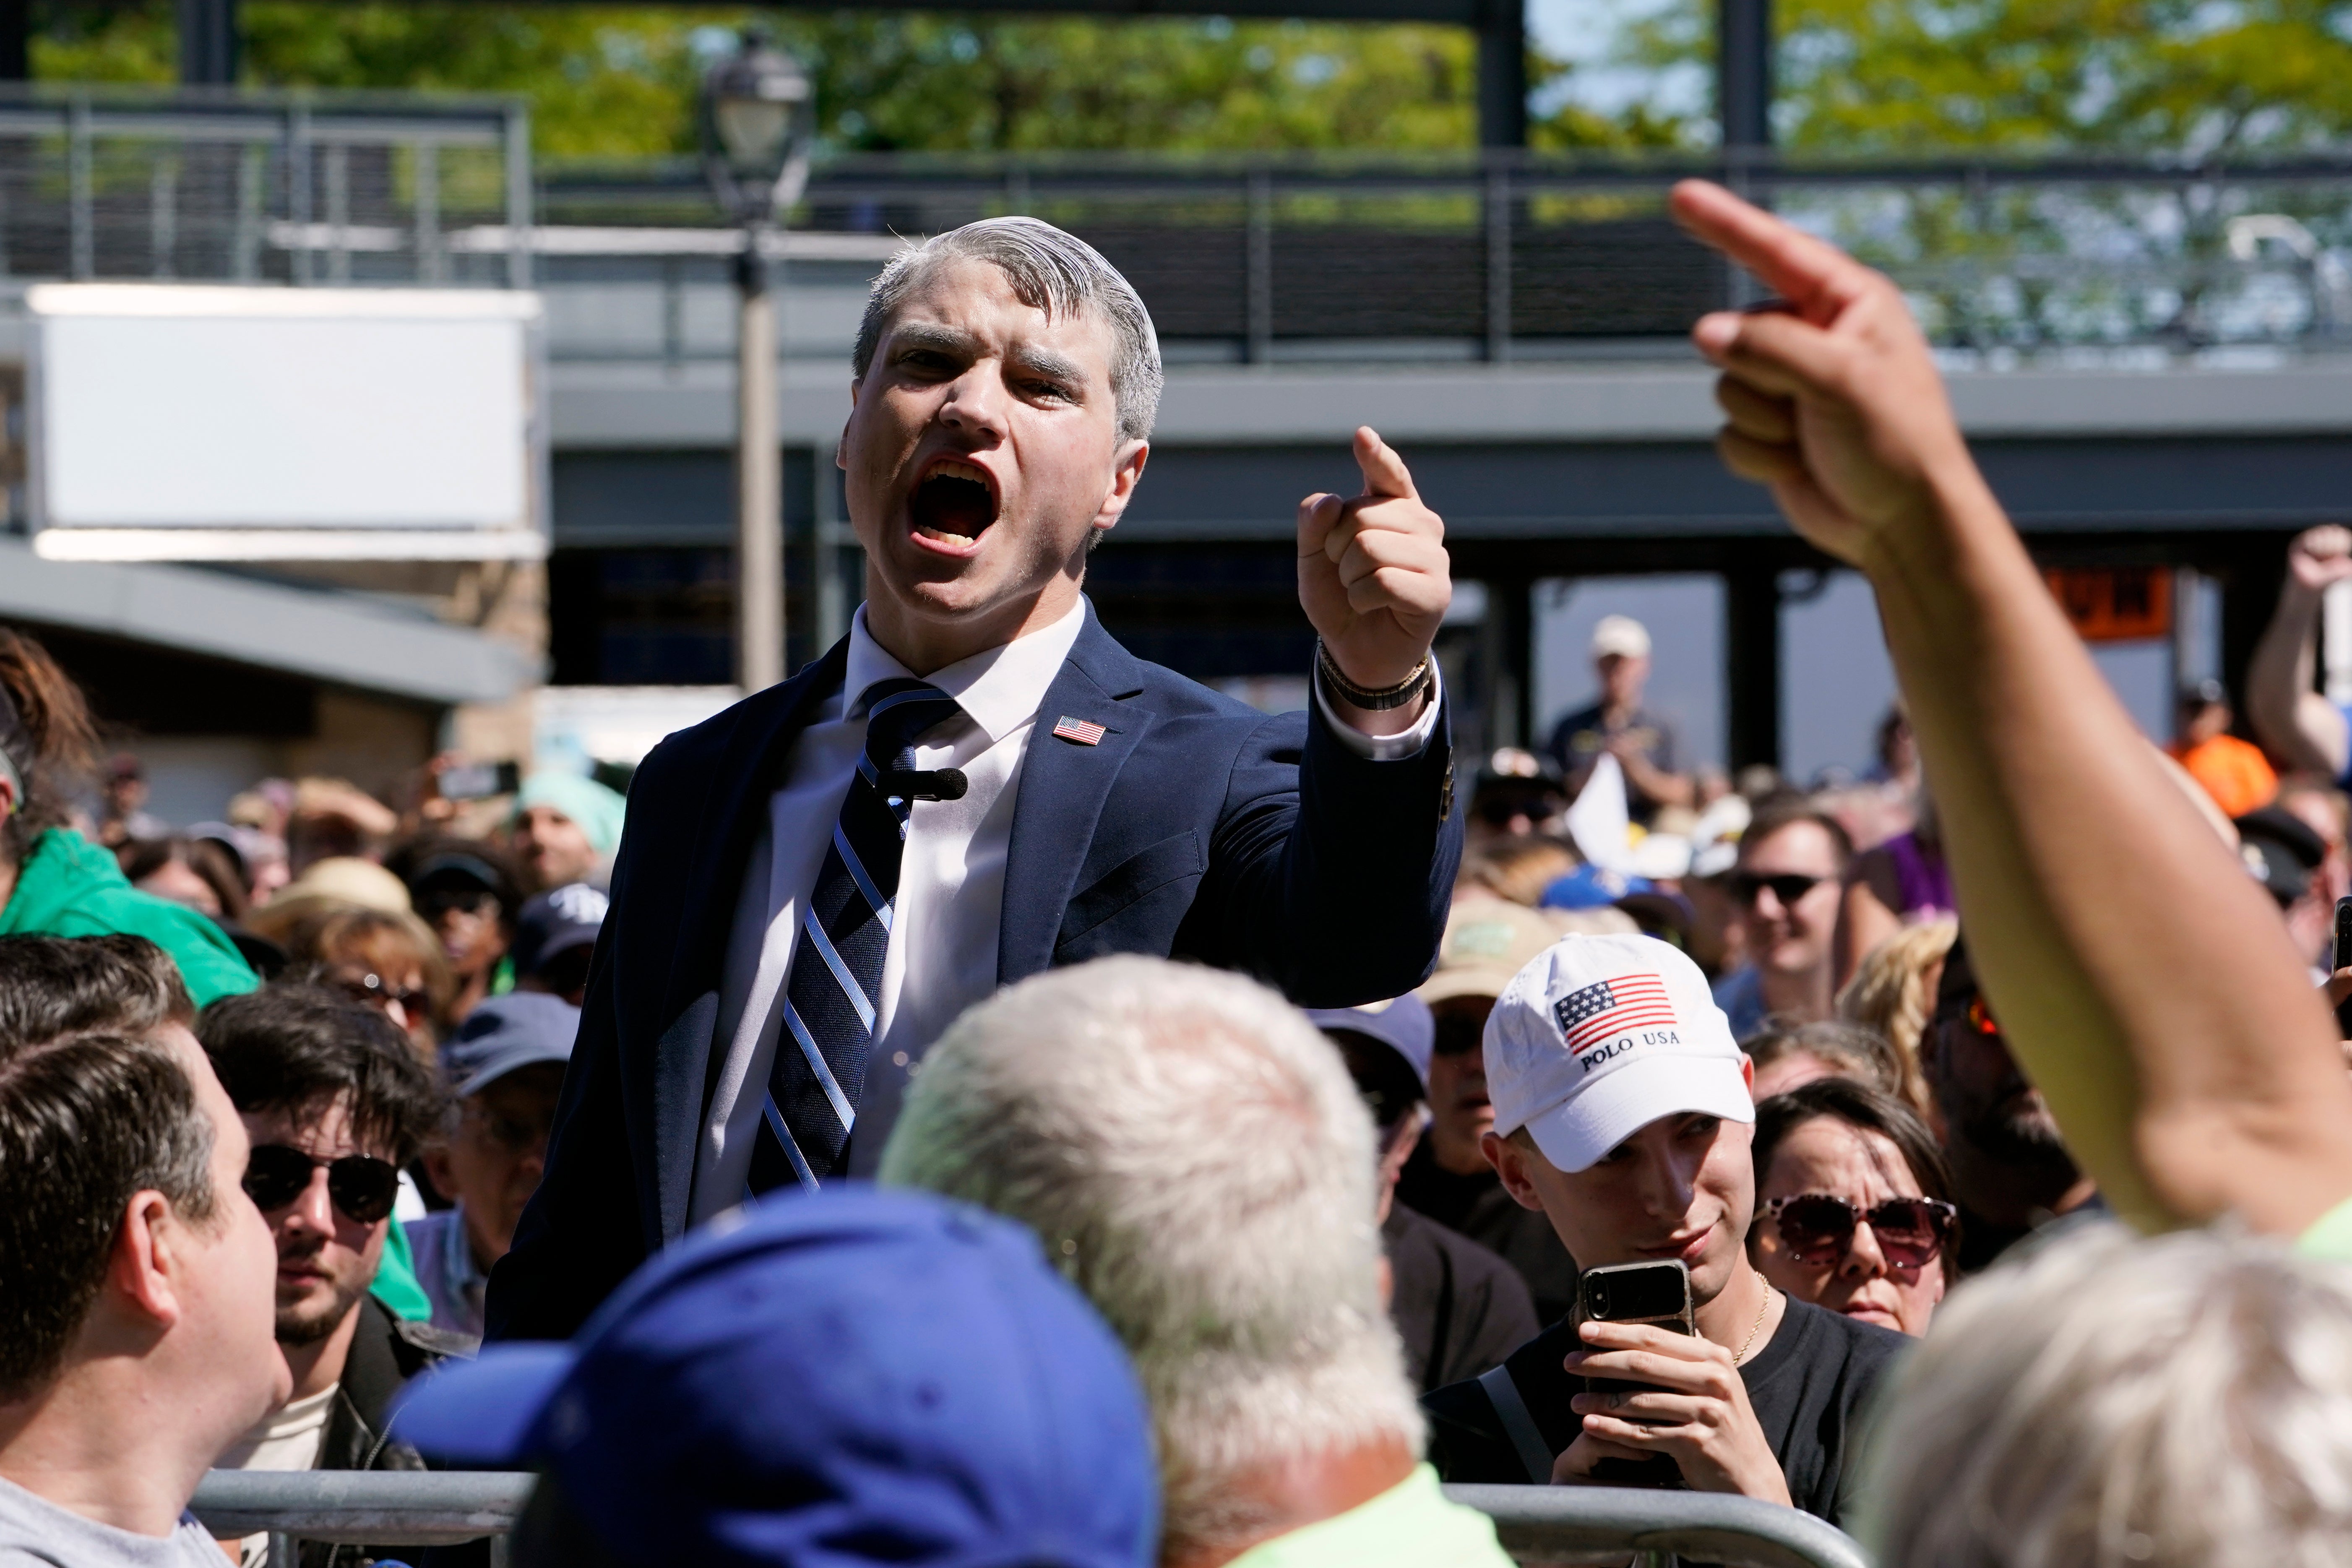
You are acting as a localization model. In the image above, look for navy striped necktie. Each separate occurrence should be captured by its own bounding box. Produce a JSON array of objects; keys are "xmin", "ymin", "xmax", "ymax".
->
[{"xmin": 747, "ymin": 677, "xmax": 963, "ymax": 1195}]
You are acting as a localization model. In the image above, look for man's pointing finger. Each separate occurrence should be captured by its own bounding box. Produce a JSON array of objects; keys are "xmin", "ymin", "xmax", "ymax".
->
[{"xmin": 1354, "ymin": 426, "xmax": 1419, "ymax": 501}]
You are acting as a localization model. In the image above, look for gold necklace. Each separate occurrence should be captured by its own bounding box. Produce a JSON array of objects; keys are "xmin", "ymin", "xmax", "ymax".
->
[{"xmin": 1734, "ymin": 1287, "xmax": 1775, "ymax": 1364}]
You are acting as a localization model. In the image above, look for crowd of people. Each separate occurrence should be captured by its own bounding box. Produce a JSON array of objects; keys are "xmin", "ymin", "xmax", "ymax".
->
[{"xmin": 4, "ymin": 183, "xmax": 2352, "ymax": 1568}]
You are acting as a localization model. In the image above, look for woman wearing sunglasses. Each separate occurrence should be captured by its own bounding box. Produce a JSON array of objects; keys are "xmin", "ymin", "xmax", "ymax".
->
[{"xmin": 1748, "ymin": 1076, "xmax": 1958, "ymax": 1337}]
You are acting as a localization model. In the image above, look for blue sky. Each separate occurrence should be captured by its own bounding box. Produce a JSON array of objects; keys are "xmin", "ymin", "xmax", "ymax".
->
[{"xmin": 1525, "ymin": 0, "xmax": 1707, "ymax": 120}]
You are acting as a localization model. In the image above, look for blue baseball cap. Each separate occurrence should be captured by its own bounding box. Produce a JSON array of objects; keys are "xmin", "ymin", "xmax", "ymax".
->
[
  {"xmin": 1539, "ymin": 863, "xmax": 1658, "ymax": 911},
  {"xmin": 391, "ymin": 1188, "xmax": 1158, "ymax": 1568},
  {"xmin": 1303, "ymin": 995, "xmax": 1436, "ymax": 1089},
  {"xmin": 442, "ymin": 993, "xmax": 579, "ymax": 1099}
]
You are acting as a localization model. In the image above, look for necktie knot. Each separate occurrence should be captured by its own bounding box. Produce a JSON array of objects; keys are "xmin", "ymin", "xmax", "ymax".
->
[{"xmin": 860, "ymin": 680, "xmax": 961, "ymax": 770}]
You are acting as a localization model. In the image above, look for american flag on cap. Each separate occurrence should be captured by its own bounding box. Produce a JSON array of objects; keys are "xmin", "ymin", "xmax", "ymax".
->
[
  {"xmin": 1052, "ymin": 716, "xmax": 1107, "ymax": 746},
  {"xmin": 1552, "ymin": 972, "xmax": 1678, "ymax": 1055}
]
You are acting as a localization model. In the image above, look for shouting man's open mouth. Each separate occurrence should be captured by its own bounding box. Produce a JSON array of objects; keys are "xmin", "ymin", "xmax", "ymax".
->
[{"xmin": 911, "ymin": 456, "xmax": 999, "ymax": 551}]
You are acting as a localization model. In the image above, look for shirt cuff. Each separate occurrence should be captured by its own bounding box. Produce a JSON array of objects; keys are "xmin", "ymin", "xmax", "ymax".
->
[{"xmin": 1315, "ymin": 659, "xmax": 1444, "ymax": 762}]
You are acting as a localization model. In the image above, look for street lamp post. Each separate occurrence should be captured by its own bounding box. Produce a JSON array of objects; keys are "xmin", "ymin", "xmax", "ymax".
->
[{"xmin": 702, "ymin": 29, "xmax": 813, "ymax": 694}]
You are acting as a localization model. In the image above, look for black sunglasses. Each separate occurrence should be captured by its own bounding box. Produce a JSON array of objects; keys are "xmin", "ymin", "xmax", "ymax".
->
[
  {"xmin": 336, "ymin": 970, "xmax": 429, "ymax": 1017},
  {"xmin": 416, "ymin": 888, "xmax": 502, "ymax": 922},
  {"xmin": 1728, "ymin": 871, "xmax": 1826, "ymax": 908},
  {"xmin": 1764, "ymin": 1193, "xmax": 1957, "ymax": 1270},
  {"xmin": 1432, "ymin": 1010, "xmax": 1485, "ymax": 1058},
  {"xmin": 242, "ymin": 1144, "xmax": 402, "ymax": 1224}
]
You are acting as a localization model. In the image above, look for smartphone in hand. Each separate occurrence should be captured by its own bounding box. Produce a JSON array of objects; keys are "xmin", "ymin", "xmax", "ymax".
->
[
  {"xmin": 1576, "ymin": 1259, "xmax": 1693, "ymax": 1488},
  {"xmin": 440, "ymin": 760, "xmax": 522, "ymax": 802}
]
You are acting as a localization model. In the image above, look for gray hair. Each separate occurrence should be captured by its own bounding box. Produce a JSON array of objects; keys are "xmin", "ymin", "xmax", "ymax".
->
[
  {"xmin": 852, "ymin": 216, "xmax": 1164, "ymax": 444},
  {"xmin": 880, "ymin": 956, "xmax": 1422, "ymax": 1564},
  {"xmin": 1860, "ymin": 1221, "xmax": 2352, "ymax": 1568}
]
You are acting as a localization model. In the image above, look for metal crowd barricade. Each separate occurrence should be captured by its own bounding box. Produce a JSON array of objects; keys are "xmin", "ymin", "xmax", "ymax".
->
[
  {"xmin": 190, "ymin": 1471, "xmax": 535, "ymax": 1568},
  {"xmin": 188, "ymin": 1472, "xmax": 1870, "ymax": 1568},
  {"xmin": 1447, "ymin": 1484, "xmax": 1872, "ymax": 1568}
]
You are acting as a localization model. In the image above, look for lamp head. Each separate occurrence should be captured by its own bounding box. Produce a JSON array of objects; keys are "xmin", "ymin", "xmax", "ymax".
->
[{"xmin": 702, "ymin": 29, "xmax": 813, "ymax": 219}]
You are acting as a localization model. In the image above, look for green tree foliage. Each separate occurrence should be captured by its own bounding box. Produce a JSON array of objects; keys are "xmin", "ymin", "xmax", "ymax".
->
[
  {"xmin": 30, "ymin": 0, "xmax": 1685, "ymax": 159},
  {"xmin": 1617, "ymin": 0, "xmax": 2352, "ymax": 153},
  {"xmin": 792, "ymin": 15, "xmax": 1477, "ymax": 149}
]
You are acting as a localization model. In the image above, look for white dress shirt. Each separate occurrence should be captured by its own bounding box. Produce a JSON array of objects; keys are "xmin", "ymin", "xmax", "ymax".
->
[{"xmin": 688, "ymin": 600, "xmax": 1440, "ymax": 1222}]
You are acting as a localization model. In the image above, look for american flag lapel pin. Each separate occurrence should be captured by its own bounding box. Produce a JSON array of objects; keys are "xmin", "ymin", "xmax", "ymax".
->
[{"xmin": 1052, "ymin": 715, "xmax": 1107, "ymax": 746}]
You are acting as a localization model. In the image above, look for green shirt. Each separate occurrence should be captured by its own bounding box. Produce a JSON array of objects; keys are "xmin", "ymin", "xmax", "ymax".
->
[
  {"xmin": 372, "ymin": 1217, "xmax": 432, "ymax": 1322},
  {"xmin": 1222, "ymin": 1465, "xmax": 1515, "ymax": 1568},
  {"xmin": 2300, "ymin": 1193, "xmax": 2352, "ymax": 1261},
  {"xmin": 0, "ymin": 828, "xmax": 255, "ymax": 1007}
]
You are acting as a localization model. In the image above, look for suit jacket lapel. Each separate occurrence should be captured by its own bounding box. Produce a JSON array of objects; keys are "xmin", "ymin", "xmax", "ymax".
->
[
  {"xmin": 998, "ymin": 608, "xmax": 1151, "ymax": 984},
  {"xmin": 661, "ymin": 638, "xmax": 850, "ymax": 1012},
  {"xmin": 649, "ymin": 636, "xmax": 847, "ymax": 1238}
]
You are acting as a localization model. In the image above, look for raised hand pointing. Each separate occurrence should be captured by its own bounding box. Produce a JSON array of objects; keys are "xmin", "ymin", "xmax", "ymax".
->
[{"xmin": 1296, "ymin": 427, "xmax": 1451, "ymax": 726}]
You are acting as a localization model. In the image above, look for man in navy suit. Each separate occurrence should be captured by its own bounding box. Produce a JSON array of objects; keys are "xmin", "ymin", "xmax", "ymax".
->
[{"xmin": 489, "ymin": 216, "xmax": 1466, "ymax": 1340}]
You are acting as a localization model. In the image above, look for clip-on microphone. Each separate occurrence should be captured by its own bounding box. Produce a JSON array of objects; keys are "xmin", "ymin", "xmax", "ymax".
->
[{"xmin": 885, "ymin": 767, "xmax": 969, "ymax": 802}]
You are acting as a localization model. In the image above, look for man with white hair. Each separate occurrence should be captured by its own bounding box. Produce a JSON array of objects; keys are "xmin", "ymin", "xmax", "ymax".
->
[
  {"xmin": 881, "ymin": 955, "xmax": 1514, "ymax": 1568},
  {"xmin": 1423, "ymin": 932, "xmax": 1901, "ymax": 1526},
  {"xmin": 1861, "ymin": 1224, "xmax": 2352, "ymax": 1566},
  {"xmin": 494, "ymin": 218, "xmax": 1465, "ymax": 1340},
  {"xmin": 1546, "ymin": 615, "xmax": 1691, "ymax": 823}
]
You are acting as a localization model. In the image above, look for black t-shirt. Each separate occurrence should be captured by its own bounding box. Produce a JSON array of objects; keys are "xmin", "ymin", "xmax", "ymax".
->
[
  {"xmin": 1385, "ymin": 1203, "xmax": 1541, "ymax": 1393},
  {"xmin": 1420, "ymin": 1295, "xmax": 1906, "ymax": 1528},
  {"xmin": 1393, "ymin": 1141, "xmax": 1581, "ymax": 1326}
]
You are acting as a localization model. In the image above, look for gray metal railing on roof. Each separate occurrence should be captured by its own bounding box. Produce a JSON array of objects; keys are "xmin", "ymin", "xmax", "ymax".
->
[
  {"xmin": 185, "ymin": 1470, "xmax": 1872, "ymax": 1568},
  {"xmin": 538, "ymin": 147, "xmax": 2352, "ymax": 360},
  {"xmin": 16, "ymin": 86, "xmax": 2352, "ymax": 361},
  {"xmin": 0, "ymin": 85, "xmax": 531, "ymax": 289}
]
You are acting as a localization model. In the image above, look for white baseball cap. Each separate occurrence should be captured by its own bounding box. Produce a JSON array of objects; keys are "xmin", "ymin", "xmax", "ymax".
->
[
  {"xmin": 1590, "ymin": 615, "xmax": 1651, "ymax": 660},
  {"xmin": 1485, "ymin": 932, "xmax": 1751, "ymax": 1173}
]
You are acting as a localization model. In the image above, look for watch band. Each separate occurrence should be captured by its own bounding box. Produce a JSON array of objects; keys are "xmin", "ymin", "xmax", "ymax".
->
[{"xmin": 1316, "ymin": 639, "xmax": 1433, "ymax": 711}]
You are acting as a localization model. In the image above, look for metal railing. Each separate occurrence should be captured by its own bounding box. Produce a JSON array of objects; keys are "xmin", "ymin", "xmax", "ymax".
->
[
  {"xmin": 186, "ymin": 1470, "xmax": 1871, "ymax": 1568},
  {"xmin": 14, "ymin": 88, "xmax": 2347, "ymax": 363},
  {"xmin": 1449, "ymin": 1483, "xmax": 1872, "ymax": 1568},
  {"xmin": 192, "ymin": 1470, "xmax": 531, "ymax": 1568},
  {"xmin": 539, "ymin": 147, "xmax": 2352, "ymax": 361},
  {"xmin": 0, "ymin": 85, "xmax": 531, "ymax": 288}
]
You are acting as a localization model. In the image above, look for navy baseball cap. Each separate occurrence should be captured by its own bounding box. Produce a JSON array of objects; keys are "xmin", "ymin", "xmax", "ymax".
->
[
  {"xmin": 442, "ymin": 992, "xmax": 579, "ymax": 1099},
  {"xmin": 511, "ymin": 882, "xmax": 608, "ymax": 979},
  {"xmin": 1303, "ymin": 995, "xmax": 1436, "ymax": 1089},
  {"xmin": 392, "ymin": 1187, "xmax": 1157, "ymax": 1568}
]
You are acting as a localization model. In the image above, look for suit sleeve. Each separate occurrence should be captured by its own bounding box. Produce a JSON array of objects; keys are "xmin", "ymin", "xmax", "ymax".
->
[
  {"xmin": 1183, "ymin": 684, "xmax": 1463, "ymax": 1008},
  {"xmin": 484, "ymin": 776, "xmax": 663, "ymax": 1343}
]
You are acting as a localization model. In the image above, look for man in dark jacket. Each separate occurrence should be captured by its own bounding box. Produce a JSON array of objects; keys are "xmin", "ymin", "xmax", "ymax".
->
[
  {"xmin": 201, "ymin": 986, "xmax": 472, "ymax": 1567},
  {"xmin": 492, "ymin": 216, "xmax": 1463, "ymax": 1342}
]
